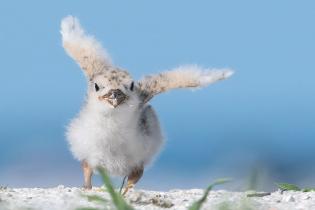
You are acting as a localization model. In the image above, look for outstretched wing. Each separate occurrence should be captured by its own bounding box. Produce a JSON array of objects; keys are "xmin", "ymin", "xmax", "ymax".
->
[
  {"xmin": 61, "ymin": 16, "xmax": 113, "ymax": 78},
  {"xmin": 137, "ymin": 65, "xmax": 233, "ymax": 103}
]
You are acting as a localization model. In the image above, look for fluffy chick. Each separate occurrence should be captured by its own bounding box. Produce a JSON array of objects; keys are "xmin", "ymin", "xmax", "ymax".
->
[{"xmin": 61, "ymin": 16, "xmax": 233, "ymax": 194}]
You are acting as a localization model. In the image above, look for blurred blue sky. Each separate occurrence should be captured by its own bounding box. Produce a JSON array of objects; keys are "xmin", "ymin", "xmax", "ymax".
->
[{"xmin": 0, "ymin": 0, "xmax": 314, "ymax": 190}]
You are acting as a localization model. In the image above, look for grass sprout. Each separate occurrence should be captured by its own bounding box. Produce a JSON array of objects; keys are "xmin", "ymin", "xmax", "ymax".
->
[
  {"xmin": 77, "ymin": 167, "xmax": 134, "ymax": 210},
  {"xmin": 86, "ymin": 195, "xmax": 108, "ymax": 204},
  {"xmin": 188, "ymin": 178, "xmax": 231, "ymax": 210},
  {"xmin": 97, "ymin": 167, "xmax": 135, "ymax": 210},
  {"xmin": 276, "ymin": 182, "xmax": 315, "ymax": 192}
]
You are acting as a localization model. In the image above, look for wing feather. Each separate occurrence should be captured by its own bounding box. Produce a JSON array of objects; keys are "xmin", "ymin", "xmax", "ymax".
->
[
  {"xmin": 61, "ymin": 16, "xmax": 112, "ymax": 78},
  {"xmin": 138, "ymin": 65, "xmax": 233, "ymax": 103}
]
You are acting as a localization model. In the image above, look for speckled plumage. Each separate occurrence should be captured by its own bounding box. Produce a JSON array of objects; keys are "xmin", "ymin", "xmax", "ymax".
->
[{"xmin": 61, "ymin": 16, "xmax": 233, "ymax": 191}]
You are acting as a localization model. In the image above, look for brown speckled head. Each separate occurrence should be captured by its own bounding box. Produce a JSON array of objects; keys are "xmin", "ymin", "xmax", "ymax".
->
[
  {"xmin": 90, "ymin": 67, "xmax": 134, "ymax": 108},
  {"xmin": 91, "ymin": 67, "xmax": 132, "ymax": 89}
]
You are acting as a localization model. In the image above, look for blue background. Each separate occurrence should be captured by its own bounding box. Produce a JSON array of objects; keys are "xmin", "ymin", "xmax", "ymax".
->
[{"xmin": 0, "ymin": 0, "xmax": 314, "ymax": 190}]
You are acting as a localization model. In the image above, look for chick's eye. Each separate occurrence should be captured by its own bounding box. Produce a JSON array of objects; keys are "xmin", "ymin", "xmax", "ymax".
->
[
  {"xmin": 130, "ymin": 81, "xmax": 134, "ymax": 91},
  {"xmin": 95, "ymin": 83, "xmax": 100, "ymax": 92}
]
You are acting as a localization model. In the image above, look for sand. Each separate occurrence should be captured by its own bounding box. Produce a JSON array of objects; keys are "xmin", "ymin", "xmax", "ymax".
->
[{"xmin": 1, "ymin": 186, "xmax": 315, "ymax": 210}]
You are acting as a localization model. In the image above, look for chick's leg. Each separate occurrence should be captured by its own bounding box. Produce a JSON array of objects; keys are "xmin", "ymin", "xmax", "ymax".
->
[
  {"xmin": 122, "ymin": 166, "xmax": 144, "ymax": 195},
  {"xmin": 82, "ymin": 160, "xmax": 93, "ymax": 189}
]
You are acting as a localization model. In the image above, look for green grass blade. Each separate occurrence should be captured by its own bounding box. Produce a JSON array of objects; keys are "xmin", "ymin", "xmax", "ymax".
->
[
  {"xmin": 276, "ymin": 183, "xmax": 301, "ymax": 191},
  {"xmin": 302, "ymin": 188, "xmax": 315, "ymax": 192},
  {"xmin": 86, "ymin": 195, "xmax": 108, "ymax": 203},
  {"xmin": 76, "ymin": 208, "xmax": 101, "ymax": 210},
  {"xmin": 188, "ymin": 178, "xmax": 231, "ymax": 210},
  {"xmin": 97, "ymin": 167, "xmax": 135, "ymax": 210}
]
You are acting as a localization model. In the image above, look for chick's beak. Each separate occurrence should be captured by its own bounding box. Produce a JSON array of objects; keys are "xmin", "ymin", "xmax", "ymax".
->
[
  {"xmin": 111, "ymin": 98, "xmax": 120, "ymax": 108},
  {"xmin": 99, "ymin": 89, "xmax": 127, "ymax": 108}
]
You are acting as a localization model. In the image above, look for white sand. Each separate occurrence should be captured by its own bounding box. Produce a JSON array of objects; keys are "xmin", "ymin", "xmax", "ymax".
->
[{"xmin": 1, "ymin": 186, "xmax": 315, "ymax": 210}]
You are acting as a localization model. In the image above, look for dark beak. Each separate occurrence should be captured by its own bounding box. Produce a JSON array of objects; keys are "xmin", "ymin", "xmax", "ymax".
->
[{"xmin": 100, "ymin": 89, "xmax": 127, "ymax": 108}]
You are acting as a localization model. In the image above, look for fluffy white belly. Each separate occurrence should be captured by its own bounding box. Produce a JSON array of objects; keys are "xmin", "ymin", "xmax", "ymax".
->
[{"xmin": 66, "ymin": 105, "xmax": 162, "ymax": 176}]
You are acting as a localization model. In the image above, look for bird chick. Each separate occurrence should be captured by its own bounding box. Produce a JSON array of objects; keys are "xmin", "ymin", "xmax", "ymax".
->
[{"xmin": 61, "ymin": 16, "xmax": 234, "ymax": 194}]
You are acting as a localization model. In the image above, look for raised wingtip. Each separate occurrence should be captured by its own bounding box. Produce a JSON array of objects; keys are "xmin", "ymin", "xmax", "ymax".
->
[
  {"xmin": 222, "ymin": 69, "xmax": 234, "ymax": 79},
  {"xmin": 60, "ymin": 15, "xmax": 84, "ymax": 40},
  {"xmin": 199, "ymin": 68, "xmax": 234, "ymax": 86}
]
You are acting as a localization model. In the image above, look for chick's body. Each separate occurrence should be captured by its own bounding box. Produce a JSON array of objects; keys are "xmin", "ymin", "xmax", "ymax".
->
[{"xmin": 67, "ymin": 94, "xmax": 163, "ymax": 176}]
